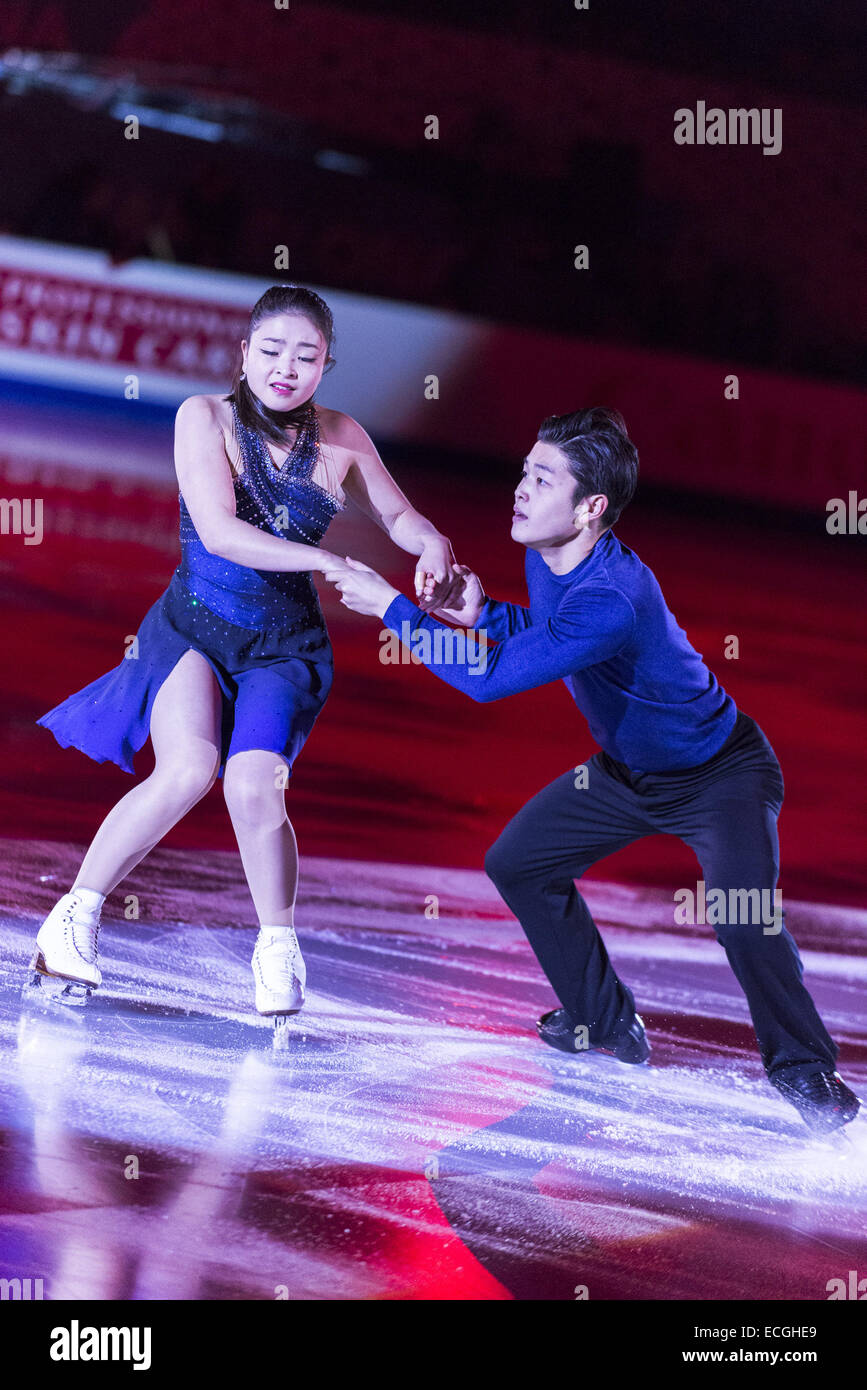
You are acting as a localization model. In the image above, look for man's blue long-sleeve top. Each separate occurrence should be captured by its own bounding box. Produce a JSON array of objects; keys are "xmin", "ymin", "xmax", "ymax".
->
[{"xmin": 381, "ymin": 529, "xmax": 737, "ymax": 774}]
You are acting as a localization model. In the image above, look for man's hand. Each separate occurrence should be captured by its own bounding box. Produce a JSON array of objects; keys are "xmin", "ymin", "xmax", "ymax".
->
[
  {"xmin": 321, "ymin": 555, "xmax": 400, "ymax": 619},
  {"xmin": 429, "ymin": 565, "xmax": 486, "ymax": 627}
]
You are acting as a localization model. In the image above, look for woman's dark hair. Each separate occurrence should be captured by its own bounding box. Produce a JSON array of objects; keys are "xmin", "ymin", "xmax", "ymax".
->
[
  {"xmin": 537, "ymin": 407, "xmax": 638, "ymax": 529},
  {"xmin": 223, "ymin": 284, "xmax": 336, "ymax": 445}
]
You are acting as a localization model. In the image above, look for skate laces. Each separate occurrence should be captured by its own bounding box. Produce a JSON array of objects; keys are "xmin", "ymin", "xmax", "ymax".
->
[
  {"xmin": 62, "ymin": 897, "xmax": 100, "ymax": 964},
  {"xmin": 258, "ymin": 930, "xmax": 300, "ymax": 982}
]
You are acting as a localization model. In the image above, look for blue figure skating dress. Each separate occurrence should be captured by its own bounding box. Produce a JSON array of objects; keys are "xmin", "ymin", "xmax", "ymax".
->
[{"xmin": 37, "ymin": 399, "xmax": 345, "ymax": 777}]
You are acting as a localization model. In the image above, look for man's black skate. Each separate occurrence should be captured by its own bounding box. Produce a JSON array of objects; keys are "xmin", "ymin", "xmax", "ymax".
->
[
  {"xmin": 536, "ymin": 1007, "xmax": 650, "ymax": 1065},
  {"xmin": 769, "ymin": 1069, "xmax": 861, "ymax": 1134}
]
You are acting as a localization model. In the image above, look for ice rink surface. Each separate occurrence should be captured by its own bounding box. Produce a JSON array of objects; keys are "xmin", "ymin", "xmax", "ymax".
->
[
  {"xmin": 1, "ymin": 838, "xmax": 865, "ymax": 1301},
  {"xmin": 2, "ymin": 382, "xmax": 865, "ymax": 1300}
]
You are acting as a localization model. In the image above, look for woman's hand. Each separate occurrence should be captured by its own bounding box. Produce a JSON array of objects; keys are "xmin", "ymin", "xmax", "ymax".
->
[
  {"xmin": 313, "ymin": 549, "xmax": 351, "ymax": 576},
  {"xmin": 414, "ymin": 536, "xmax": 463, "ymax": 612}
]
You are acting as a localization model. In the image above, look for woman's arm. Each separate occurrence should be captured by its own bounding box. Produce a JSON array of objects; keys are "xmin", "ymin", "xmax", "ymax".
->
[
  {"xmin": 337, "ymin": 414, "xmax": 460, "ymax": 604},
  {"xmin": 174, "ymin": 396, "xmax": 341, "ymax": 574},
  {"xmin": 340, "ymin": 415, "xmax": 444, "ymax": 552}
]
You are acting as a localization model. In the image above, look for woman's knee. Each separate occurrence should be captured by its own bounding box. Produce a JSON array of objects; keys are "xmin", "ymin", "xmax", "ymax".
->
[
  {"xmin": 153, "ymin": 746, "xmax": 220, "ymax": 807},
  {"xmin": 223, "ymin": 753, "xmax": 288, "ymax": 828}
]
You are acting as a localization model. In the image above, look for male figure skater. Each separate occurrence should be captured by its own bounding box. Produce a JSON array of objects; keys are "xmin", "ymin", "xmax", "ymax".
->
[{"xmin": 323, "ymin": 408, "xmax": 860, "ymax": 1134}]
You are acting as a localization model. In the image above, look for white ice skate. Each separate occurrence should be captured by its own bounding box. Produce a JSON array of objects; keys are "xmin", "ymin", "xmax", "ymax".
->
[
  {"xmin": 251, "ymin": 926, "xmax": 306, "ymax": 1034},
  {"xmin": 27, "ymin": 890, "xmax": 103, "ymax": 1005}
]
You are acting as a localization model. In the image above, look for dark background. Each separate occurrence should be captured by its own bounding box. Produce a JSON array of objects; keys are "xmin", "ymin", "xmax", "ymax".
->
[{"xmin": 1, "ymin": 0, "xmax": 864, "ymax": 382}]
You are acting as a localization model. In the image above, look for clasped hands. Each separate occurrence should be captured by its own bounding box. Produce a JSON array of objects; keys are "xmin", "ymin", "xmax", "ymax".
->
[{"xmin": 319, "ymin": 538, "xmax": 485, "ymax": 626}]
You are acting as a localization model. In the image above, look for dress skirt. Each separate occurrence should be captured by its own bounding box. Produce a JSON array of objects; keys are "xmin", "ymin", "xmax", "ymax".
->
[{"xmin": 36, "ymin": 565, "xmax": 334, "ymax": 778}]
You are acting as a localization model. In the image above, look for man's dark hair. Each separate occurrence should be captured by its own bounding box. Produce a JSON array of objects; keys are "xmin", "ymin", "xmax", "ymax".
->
[{"xmin": 537, "ymin": 408, "xmax": 639, "ymax": 529}]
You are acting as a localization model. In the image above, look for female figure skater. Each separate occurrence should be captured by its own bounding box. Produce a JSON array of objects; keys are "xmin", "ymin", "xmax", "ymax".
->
[{"xmin": 32, "ymin": 284, "xmax": 460, "ymax": 1024}]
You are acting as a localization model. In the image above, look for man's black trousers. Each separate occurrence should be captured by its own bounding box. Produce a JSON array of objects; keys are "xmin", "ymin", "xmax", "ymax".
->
[{"xmin": 484, "ymin": 711, "xmax": 837, "ymax": 1081}]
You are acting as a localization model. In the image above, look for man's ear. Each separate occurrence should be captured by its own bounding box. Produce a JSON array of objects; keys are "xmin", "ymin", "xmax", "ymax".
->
[{"xmin": 576, "ymin": 494, "xmax": 609, "ymax": 530}]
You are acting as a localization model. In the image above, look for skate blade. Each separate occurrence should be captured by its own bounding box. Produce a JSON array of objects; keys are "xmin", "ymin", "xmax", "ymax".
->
[
  {"xmin": 270, "ymin": 1011, "xmax": 303, "ymax": 1048},
  {"xmin": 592, "ymin": 1046, "xmax": 651, "ymax": 1068},
  {"xmin": 536, "ymin": 1025, "xmax": 650, "ymax": 1069},
  {"xmin": 24, "ymin": 952, "xmax": 94, "ymax": 1008},
  {"xmin": 557, "ymin": 1038, "xmax": 651, "ymax": 1069},
  {"xmin": 806, "ymin": 1125, "xmax": 856, "ymax": 1155},
  {"xmin": 802, "ymin": 1111, "xmax": 860, "ymax": 1143}
]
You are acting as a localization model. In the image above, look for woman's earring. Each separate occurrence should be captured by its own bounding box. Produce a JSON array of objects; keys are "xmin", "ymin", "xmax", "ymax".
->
[{"xmin": 240, "ymin": 371, "xmax": 246, "ymax": 381}]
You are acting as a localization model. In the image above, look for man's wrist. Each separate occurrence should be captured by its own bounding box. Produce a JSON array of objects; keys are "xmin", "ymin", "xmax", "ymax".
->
[
  {"xmin": 377, "ymin": 582, "xmax": 401, "ymax": 619},
  {"xmin": 471, "ymin": 593, "xmax": 491, "ymax": 627}
]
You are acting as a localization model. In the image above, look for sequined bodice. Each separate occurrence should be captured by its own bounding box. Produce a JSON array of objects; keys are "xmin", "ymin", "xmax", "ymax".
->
[{"xmin": 176, "ymin": 400, "xmax": 344, "ymax": 628}]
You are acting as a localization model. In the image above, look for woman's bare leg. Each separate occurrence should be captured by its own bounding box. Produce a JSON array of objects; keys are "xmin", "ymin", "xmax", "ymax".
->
[
  {"xmin": 72, "ymin": 649, "xmax": 223, "ymax": 896},
  {"xmin": 223, "ymin": 750, "xmax": 297, "ymax": 926}
]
